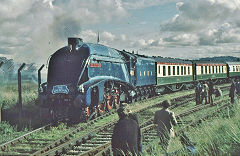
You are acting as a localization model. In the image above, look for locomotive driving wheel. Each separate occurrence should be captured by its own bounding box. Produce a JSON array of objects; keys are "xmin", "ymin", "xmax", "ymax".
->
[
  {"xmin": 83, "ymin": 106, "xmax": 97, "ymax": 121},
  {"xmin": 97, "ymin": 84, "xmax": 121, "ymax": 116},
  {"xmin": 98, "ymin": 102, "xmax": 105, "ymax": 115}
]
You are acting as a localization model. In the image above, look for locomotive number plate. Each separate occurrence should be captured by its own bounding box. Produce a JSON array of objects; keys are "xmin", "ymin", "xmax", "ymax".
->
[{"xmin": 52, "ymin": 85, "xmax": 69, "ymax": 94}]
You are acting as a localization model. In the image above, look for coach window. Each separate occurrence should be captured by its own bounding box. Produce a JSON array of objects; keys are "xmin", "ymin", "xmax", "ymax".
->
[
  {"xmin": 151, "ymin": 71, "xmax": 153, "ymax": 76},
  {"xmin": 163, "ymin": 66, "xmax": 166, "ymax": 76},
  {"xmin": 144, "ymin": 71, "xmax": 146, "ymax": 76},
  {"xmin": 201, "ymin": 66, "xmax": 204, "ymax": 74},
  {"xmin": 158, "ymin": 65, "xmax": 161, "ymax": 74},
  {"xmin": 209, "ymin": 66, "xmax": 211, "ymax": 74},
  {"xmin": 177, "ymin": 66, "xmax": 180, "ymax": 75},
  {"xmin": 147, "ymin": 71, "xmax": 149, "ymax": 76},
  {"xmin": 188, "ymin": 66, "xmax": 190, "ymax": 75},
  {"xmin": 168, "ymin": 66, "xmax": 171, "ymax": 76},
  {"xmin": 216, "ymin": 66, "xmax": 218, "ymax": 73},
  {"xmin": 233, "ymin": 66, "xmax": 235, "ymax": 72},
  {"xmin": 184, "ymin": 66, "xmax": 186, "ymax": 75},
  {"xmin": 181, "ymin": 66, "xmax": 183, "ymax": 75},
  {"xmin": 173, "ymin": 66, "xmax": 176, "ymax": 75},
  {"xmin": 140, "ymin": 71, "xmax": 141, "ymax": 76},
  {"xmin": 222, "ymin": 66, "xmax": 224, "ymax": 73},
  {"xmin": 205, "ymin": 66, "xmax": 207, "ymax": 74},
  {"xmin": 218, "ymin": 66, "xmax": 221, "ymax": 73},
  {"xmin": 212, "ymin": 66, "xmax": 214, "ymax": 73}
]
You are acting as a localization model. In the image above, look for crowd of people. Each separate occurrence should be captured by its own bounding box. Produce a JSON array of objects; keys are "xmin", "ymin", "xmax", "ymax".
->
[
  {"xmin": 195, "ymin": 79, "xmax": 215, "ymax": 105},
  {"xmin": 111, "ymin": 78, "xmax": 240, "ymax": 155}
]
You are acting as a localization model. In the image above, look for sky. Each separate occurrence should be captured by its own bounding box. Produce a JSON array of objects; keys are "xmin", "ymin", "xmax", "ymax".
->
[{"xmin": 0, "ymin": 0, "xmax": 240, "ymax": 66}]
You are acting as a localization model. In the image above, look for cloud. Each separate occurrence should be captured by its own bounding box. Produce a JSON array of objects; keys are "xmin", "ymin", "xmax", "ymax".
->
[
  {"xmin": 0, "ymin": 0, "xmax": 129, "ymax": 63},
  {"xmin": 122, "ymin": 0, "xmax": 178, "ymax": 9},
  {"xmin": 0, "ymin": 0, "xmax": 239, "ymax": 64},
  {"xmin": 155, "ymin": 0, "xmax": 240, "ymax": 57},
  {"xmin": 161, "ymin": 0, "xmax": 240, "ymax": 32}
]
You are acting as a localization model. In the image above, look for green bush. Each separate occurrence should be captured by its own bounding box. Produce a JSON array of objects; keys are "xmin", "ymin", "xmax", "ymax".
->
[
  {"xmin": 0, "ymin": 82, "xmax": 37, "ymax": 110},
  {"xmin": 0, "ymin": 121, "xmax": 28, "ymax": 144}
]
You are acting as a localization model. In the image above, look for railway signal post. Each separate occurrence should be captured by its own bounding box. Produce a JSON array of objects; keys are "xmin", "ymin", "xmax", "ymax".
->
[{"xmin": 18, "ymin": 63, "xmax": 26, "ymax": 126}]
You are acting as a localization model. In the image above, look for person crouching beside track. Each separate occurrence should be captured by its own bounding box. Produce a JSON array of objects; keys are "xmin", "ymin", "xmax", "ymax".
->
[
  {"xmin": 111, "ymin": 105, "xmax": 142, "ymax": 156},
  {"xmin": 153, "ymin": 100, "xmax": 177, "ymax": 156}
]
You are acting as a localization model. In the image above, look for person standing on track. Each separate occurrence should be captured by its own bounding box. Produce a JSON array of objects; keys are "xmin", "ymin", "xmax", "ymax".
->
[
  {"xmin": 200, "ymin": 81, "xmax": 208, "ymax": 104},
  {"xmin": 153, "ymin": 100, "xmax": 177, "ymax": 155},
  {"xmin": 229, "ymin": 79, "xmax": 236, "ymax": 104},
  {"xmin": 111, "ymin": 106, "xmax": 142, "ymax": 156},
  {"xmin": 208, "ymin": 79, "xmax": 214, "ymax": 105},
  {"xmin": 195, "ymin": 81, "xmax": 202, "ymax": 105}
]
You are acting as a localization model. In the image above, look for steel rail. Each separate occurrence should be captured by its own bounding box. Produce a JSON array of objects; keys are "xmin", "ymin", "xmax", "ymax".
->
[{"xmin": 0, "ymin": 123, "xmax": 52, "ymax": 151}]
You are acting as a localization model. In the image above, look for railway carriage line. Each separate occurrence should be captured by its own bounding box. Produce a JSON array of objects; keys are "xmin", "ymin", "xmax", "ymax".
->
[{"xmin": 0, "ymin": 84, "xmax": 230, "ymax": 156}]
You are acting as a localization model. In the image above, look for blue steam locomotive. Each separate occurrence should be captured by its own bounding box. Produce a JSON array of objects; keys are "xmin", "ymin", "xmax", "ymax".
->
[
  {"xmin": 38, "ymin": 38, "xmax": 240, "ymax": 122},
  {"xmin": 39, "ymin": 38, "xmax": 155, "ymax": 122}
]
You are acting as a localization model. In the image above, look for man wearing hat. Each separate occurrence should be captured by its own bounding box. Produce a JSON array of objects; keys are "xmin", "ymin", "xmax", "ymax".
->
[
  {"xmin": 153, "ymin": 100, "xmax": 177, "ymax": 155},
  {"xmin": 111, "ymin": 105, "xmax": 142, "ymax": 155}
]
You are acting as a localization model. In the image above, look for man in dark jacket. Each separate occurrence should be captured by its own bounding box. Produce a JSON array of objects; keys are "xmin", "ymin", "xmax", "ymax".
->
[
  {"xmin": 154, "ymin": 100, "xmax": 177, "ymax": 155},
  {"xmin": 111, "ymin": 107, "xmax": 141, "ymax": 156}
]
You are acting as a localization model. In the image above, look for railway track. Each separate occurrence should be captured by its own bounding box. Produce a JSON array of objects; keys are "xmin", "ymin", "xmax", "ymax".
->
[
  {"xmin": 0, "ymin": 89, "xmax": 198, "ymax": 156},
  {"xmin": 0, "ymin": 110, "xmax": 117, "ymax": 156},
  {"xmin": 89, "ymin": 95, "xmax": 233, "ymax": 156},
  {"xmin": 0, "ymin": 84, "xmax": 230, "ymax": 156},
  {"xmin": 73, "ymin": 88, "xmax": 232, "ymax": 156},
  {"xmin": 44, "ymin": 93, "xmax": 231, "ymax": 155}
]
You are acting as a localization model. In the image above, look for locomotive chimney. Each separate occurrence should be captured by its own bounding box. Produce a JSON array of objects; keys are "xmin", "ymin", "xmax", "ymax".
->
[{"xmin": 68, "ymin": 38, "xmax": 83, "ymax": 52}]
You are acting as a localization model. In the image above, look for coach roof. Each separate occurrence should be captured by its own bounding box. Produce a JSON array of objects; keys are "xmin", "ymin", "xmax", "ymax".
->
[{"xmin": 154, "ymin": 57, "xmax": 192, "ymax": 64}]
